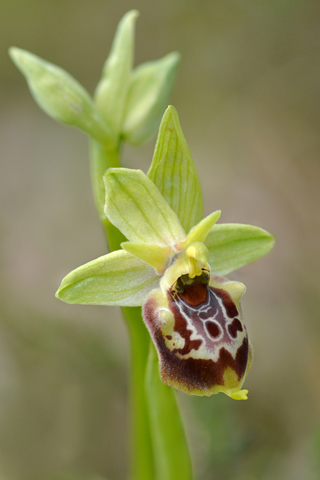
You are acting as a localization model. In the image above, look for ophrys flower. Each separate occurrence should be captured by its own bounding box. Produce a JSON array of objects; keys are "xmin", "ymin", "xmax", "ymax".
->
[{"xmin": 56, "ymin": 167, "xmax": 262, "ymax": 400}]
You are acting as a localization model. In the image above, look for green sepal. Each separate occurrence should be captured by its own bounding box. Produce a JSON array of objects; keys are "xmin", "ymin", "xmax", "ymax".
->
[
  {"xmin": 178, "ymin": 210, "xmax": 221, "ymax": 250},
  {"xmin": 147, "ymin": 106, "xmax": 203, "ymax": 233},
  {"xmin": 104, "ymin": 168, "xmax": 186, "ymax": 245},
  {"xmin": 123, "ymin": 52, "xmax": 180, "ymax": 146},
  {"xmin": 121, "ymin": 242, "xmax": 172, "ymax": 273},
  {"xmin": 9, "ymin": 47, "xmax": 113, "ymax": 146},
  {"xmin": 94, "ymin": 10, "xmax": 138, "ymax": 141},
  {"xmin": 55, "ymin": 250, "xmax": 159, "ymax": 306},
  {"xmin": 205, "ymin": 223, "xmax": 275, "ymax": 275}
]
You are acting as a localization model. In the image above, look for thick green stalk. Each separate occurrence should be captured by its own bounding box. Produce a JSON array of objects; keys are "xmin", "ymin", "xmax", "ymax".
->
[
  {"xmin": 90, "ymin": 138, "xmax": 192, "ymax": 480},
  {"xmin": 146, "ymin": 345, "xmax": 193, "ymax": 480},
  {"xmin": 90, "ymin": 139, "xmax": 126, "ymax": 250},
  {"xmin": 122, "ymin": 308, "xmax": 154, "ymax": 480},
  {"xmin": 90, "ymin": 139, "xmax": 154, "ymax": 479}
]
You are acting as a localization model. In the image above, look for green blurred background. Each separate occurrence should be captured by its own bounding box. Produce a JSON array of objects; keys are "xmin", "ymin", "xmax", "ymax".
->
[{"xmin": 1, "ymin": 1, "xmax": 320, "ymax": 479}]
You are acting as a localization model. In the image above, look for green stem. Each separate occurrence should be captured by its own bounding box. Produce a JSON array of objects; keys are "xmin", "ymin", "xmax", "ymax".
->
[
  {"xmin": 89, "ymin": 139, "xmax": 126, "ymax": 250},
  {"xmin": 90, "ymin": 137, "xmax": 192, "ymax": 480},
  {"xmin": 122, "ymin": 308, "xmax": 154, "ymax": 480},
  {"xmin": 145, "ymin": 344, "xmax": 193, "ymax": 480},
  {"xmin": 90, "ymin": 139, "xmax": 154, "ymax": 480}
]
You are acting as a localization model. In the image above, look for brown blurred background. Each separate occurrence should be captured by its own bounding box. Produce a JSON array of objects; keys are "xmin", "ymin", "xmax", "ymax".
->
[{"xmin": 1, "ymin": 1, "xmax": 320, "ymax": 479}]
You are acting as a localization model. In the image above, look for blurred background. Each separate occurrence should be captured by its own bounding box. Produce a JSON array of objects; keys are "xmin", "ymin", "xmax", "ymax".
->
[{"xmin": 1, "ymin": 1, "xmax": 320, "ymax": 479}]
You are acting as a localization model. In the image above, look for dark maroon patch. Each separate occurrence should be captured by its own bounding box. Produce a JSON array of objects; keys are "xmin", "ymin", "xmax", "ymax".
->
[
  {"xmin": 211, "ymin": 287, "xmax": 238, "ymax": 318},
  {"xmin": 206, "ymin": 321, "xmax": 221, "ymax": 339},
  {"xmin": 228, "ymin": 318, "xmax": 243, "ymax": 338},
  {"xmin": 142, "ymin": 295, "xmax": 249, "ymax": 393},
  {"xmin": 166, "ymin": 335, "xmax": 172, "ymax": 340},
  {"xmin": 157, "ymin": 329, "xmax": 248, "ymax": 391},
  {"xmin": 178, "ymin": 282, "xmax": 207, "ymax": 306}
]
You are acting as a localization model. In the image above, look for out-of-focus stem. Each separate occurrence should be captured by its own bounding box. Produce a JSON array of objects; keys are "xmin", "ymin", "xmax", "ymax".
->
[
  {"xmin": 146, "ymin": 345, "xmax": 193, "ymax": 480},
  {"xmin": 122, "ymin": 307, "xmax": 154, "ymax": 480},
  {"xmin": 90, "ymin": 137, "xmax": 192, "ymax": 480},
  {"xmin": 89, "ymin": 139, "xmax": 154, "ymax": 480},
  {"xmin": 90, "ymin": 139, "xmax": 126, "ymax": 250}
]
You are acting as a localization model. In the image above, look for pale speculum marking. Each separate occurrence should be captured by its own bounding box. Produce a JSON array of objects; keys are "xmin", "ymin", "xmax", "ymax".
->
[{"xmin": 170, "ymin": 277, "xmax": 245, "ymax": 358}]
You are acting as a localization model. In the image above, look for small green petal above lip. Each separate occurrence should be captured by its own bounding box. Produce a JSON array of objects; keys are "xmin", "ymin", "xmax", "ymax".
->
[
  {"xmin": 104, "ymin": 168, "xmax": 186, "ymax": 246},
  {"xmin": 121, "ymin": 242, "xmax": 172, "ymax": 273},
  {"xmin": 148, "ymin": 106, "xmax": 203, "ymax": 233},
  {"xmin": 178, "ymin": 210, "xmax": 221, "ymax": 250},
  {"xmin": 205, "ymin": 223, "xmax": 275, "ymax": 276},
  {"xmin": 56, "ymin": 249, "xmax": 159, "ymax": 306}
]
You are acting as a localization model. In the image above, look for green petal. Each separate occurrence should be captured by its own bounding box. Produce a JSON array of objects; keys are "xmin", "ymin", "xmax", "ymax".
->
[
  {"xmin": 205, "ymin": 223, "xmax": 275, "ymax": 275},
  {"xmin": 9, "ymin": 47, "xmax": 113, "ymax": 146},
  {"xmin": 56, "ymin": 249, "xmax": 159, "ymax": 306},
  {"xmin": 121, "ymin": 242, "xmax": 172, "ymax": 273},
  {"xmin": 94, "ymin": 10, "xmax": 138, "ymax": 141},
  {"xmin": 147, "ymin": 106, "xmax": 203, "ymax": 232},
  {"xmin": 178, "ymin": 210, "xmax": 221, "ymax": 250},
  {"xmin": 104, "ymin": 168, "xmax": 186, "ymax": 245},
  {"xmin": 123, "ymin": 52, "xmax": 180, "ymax": 146}
]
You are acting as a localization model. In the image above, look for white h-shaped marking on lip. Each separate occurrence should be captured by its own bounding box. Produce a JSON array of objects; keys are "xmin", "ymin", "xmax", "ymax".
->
[{"xmin": 172, "ymin": 288, "xmax": 245, "ymax": 360}]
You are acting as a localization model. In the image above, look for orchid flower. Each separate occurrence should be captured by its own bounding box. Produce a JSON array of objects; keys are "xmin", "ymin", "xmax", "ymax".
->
[
  {"xmin": 56, "ymin": 107, "xmax": 274, "ymax": 400},
  {"xmin": 10, "ymin": 9, "xmax": 275, "ymax": 476}
]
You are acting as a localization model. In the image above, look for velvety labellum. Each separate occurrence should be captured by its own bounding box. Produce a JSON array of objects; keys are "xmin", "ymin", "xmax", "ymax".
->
[{"xmin": 143, "ymin": 274, "xmax": 251, "ymax": 398}]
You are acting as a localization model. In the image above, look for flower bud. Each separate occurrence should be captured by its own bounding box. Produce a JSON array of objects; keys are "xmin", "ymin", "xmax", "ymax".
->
[
  {"xmin": 9, "ymin": 47, "xmax": 113, "ymax": 146},
  {"xmin": 122, "ymin": 52, "xmax": 180, "ymax": 146},
  {"xmin": 94, "ymin": 10, "xmax": 138, "ymax": 141}
]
